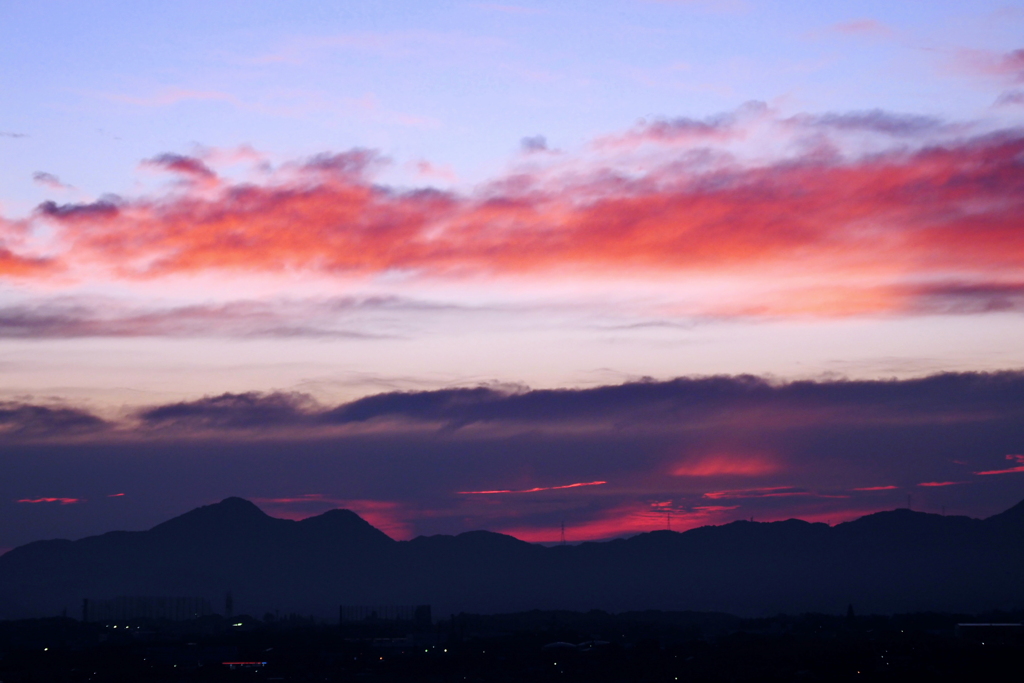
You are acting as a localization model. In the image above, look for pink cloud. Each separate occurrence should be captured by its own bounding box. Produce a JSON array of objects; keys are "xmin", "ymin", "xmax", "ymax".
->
[
  {"xmin": 974, "ymin": 454, "xmax": 1024, "ymax": 476},
  {"xmin": 142, "ymin": 153, "xmax": 217, "ymax": 180},
  {"xmin": 917, "ymin": 481, "xmax": 968, "ymax": 487},
  {"xmin": 469, "ymin": 3, "xmax": 549, "ymax": 15},
  {"xmin": 458, "ymin": 480, "xmax": 607, "ymax": 494},
  {"xmin": 703, "ymin": 486, "xmax": 810, "ymax": 500},
  {"xmin": 703, "ymin": 486, "xmax": 850, "ymax": 500},
  {"xmin": 956, "ymin": 48, "xmax": 1024, "ymax": 84},
  {"xmin": 499, "ymin": 502, "xmax": 740, "ymax": 543},
  {"xmin": 830, "ymin": 19, "xmax": 893, "ymax": 38},
  {"xmin": 102, "ymin": 87, "xmax": 239, "ymax": 107},
  {"xmin": 413, "ymin": 160, "xmax": 457, "ymax": 181},
  {"xmin": 4, "ymin": 122, "xmax": 1024, "ymax": 320},
  {"xmin": 853, "ymin": 485, "xmax": 898, "ymax": 491},
  {"xmin": 32, "ymin": 172, "xmax": 73, "ymax": 190},
  {"xmin": 672, "ymin": 452, "xmax": 779, "ymax": 477},
  {"xmin": 16, "ymin": 497, "xmax": 81, "ymax": 504}
]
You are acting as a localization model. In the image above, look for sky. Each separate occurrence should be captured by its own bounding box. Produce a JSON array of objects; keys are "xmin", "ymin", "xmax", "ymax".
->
[{"xmin": 1, "ymin": 0, "xmax": 1024, "ymax": 551}]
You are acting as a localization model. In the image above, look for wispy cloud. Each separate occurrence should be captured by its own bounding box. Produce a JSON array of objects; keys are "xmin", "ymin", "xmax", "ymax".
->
[
  {"xmin": 956, "ymin": 48, "xmax": 1024, "ymax": 84},
  {"xmin": 996, "ymin": 90, "xmax": 1024, "ymax": 107},
  {"xmin": 97, "ymin": 87, "xmax": 239, "ymax": 107},
  {"xmin": 0, "ymin": 297, "xmax": 415, "ymax": 339},
  {"xmin": 469, "ymin": 3, "xmax": 549, "ymax": 16},
  {"xmin": 703, "ymin": 486, "xmax": 815, "ymax": 500},
  {"xmin": 458, "ymin": 481, "xmax": 607, "ymax": 494},
  {"xmin": 16, "ymin": 497, "xmax": 81, "ymax": 505},
  {"xmin": 672, "ymin": 453, "xmax": 778, "ymax": 477},
  {"xmin": 828, "ymin": 19, "xmax": 894, "ymax": 39},
  {"xmin": 32, "ymin": 172, "xmax": 73, "ymax": 190},
  {"xmin": 142, "ymin": 153, "xmax": 216, "ymax": 179},
  {"xmin": 975, "ymin": 454, "xmax": 1024, "ymax": 476}
]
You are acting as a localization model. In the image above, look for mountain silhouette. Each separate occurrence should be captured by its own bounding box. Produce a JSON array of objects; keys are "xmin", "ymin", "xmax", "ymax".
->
[{"xmin": 1, "ymin": 498, "xmax": 1022, "ymax": 620}]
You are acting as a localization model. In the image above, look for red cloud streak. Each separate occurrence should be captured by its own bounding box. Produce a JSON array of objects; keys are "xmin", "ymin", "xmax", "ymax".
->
[
  {"xmin": 672, "ymin": 453, "xmax": 778, "ymax": 477},
  {"xmin": 458, "ymin": 481, "xmax": 607, "ymax": 495},
  {"xmin": 975, "ymin": 454, "xmax": 1024, "ymax": 476},
  {"xmin": 16, "ymin": 497, "xmax": 81, "ymax": 504},
  {"xmin": 11, "ymin": 131, "xmax": 1024, "ymax": 317}
]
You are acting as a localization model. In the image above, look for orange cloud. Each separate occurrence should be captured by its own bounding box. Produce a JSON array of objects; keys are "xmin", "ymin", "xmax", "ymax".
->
[
  {"xmin": 0, "ymin": 215, "xmax": 54, "ymax": 276},
  {"xmin": 917, "ymin": 481, "xmax": 968, "ymax": 487},
  {"xmin": 672, "ymin": 452, "xmax": 778, "ymax": 477},
  {"xmin": 853, "ymin": 485, "xmax": 898, "ymax": 491}
]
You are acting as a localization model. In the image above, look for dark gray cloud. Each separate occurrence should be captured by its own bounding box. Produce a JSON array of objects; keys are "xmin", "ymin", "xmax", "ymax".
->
[
  {"xmin": 627, "ymin": 103, "xmax": 951, "ymax": 144},
  {"xmin": 0, "ymin": 403, "xmax": 109, "ymax": 438},
  {"xmin": 520, "ymin": 135, "xmax": 548, "ymax": 152},
  {"xmin": 908, "ymin": 281, "xmax": 1024, "ymax": 314},
  {"xmin": 301, "ymin": 149, "xmax": 384, "ymax": 176},
  {"xmin": 0, "ymin": 131, "xmax": 28, "ymax": 139},
  {"xmin": 0, "ymin": 297, "xmax": 435, "ymax": 339},
  {"xmin": 791, "ymin": 109, "xmax": 946, "ymax": 136},
  {"xmin": 143, "ymin": 153, "xmax": 215, "ymax": 178},
  {"xmin": 345, "ymin": 371, "xmax": 1024, "ymax": 427},
  {"xmin": 130, "ymin": 371, "xmax": 1024, "ymax": 432},
  {"xmin": 139, "ymin": 392, "xmax": 314, "ymax": 430},
  {"xmin": 36, "ymin": 198, "xmax": 121, "ymax": 220},
  {"xmin": 633, "ymin": 102, "xmax": 767, "ymax": 140}
]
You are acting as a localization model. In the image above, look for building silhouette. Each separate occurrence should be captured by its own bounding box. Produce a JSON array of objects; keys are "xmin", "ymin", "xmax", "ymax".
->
[
  {"xmin": 82, "ymin": 596, "xmax": 211, "ymax": 622},
  {"xmin": 339, "ymin": 605, "xmax": 431, "ymax": 629}
]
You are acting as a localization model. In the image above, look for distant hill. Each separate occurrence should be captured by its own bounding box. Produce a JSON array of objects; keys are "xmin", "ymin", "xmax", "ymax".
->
[{"xmin": 1, "ymin": 497, "xmax": 1022, "ymax": 620}]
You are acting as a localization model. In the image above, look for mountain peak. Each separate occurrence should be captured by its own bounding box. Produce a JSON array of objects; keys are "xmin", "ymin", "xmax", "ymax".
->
[
  {"xmin": 218, "ymin": 496, "xmax": 264, "ymax": 511},
  {"xmin": 297, "ymin": 508, "xmax": 396, "ymax": 546},
  {"xmin": 149, "ymin": 497, "xmax": 272, "ymax": 537},
  {"xmin": 985, "ymin": 497, "xmax": 1024, "ymax": 525}
]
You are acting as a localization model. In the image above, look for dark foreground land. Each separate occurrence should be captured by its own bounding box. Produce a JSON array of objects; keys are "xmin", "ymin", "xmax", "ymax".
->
[{"xmin": 1, "ymin": 610, "xmax": 1021, "ymax": 682}]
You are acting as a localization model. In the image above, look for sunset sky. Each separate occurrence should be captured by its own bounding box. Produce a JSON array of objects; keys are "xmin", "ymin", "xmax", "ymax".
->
[{"xmin": 2, "ymin": 0, "xmax": 1024, "ymax": 552}]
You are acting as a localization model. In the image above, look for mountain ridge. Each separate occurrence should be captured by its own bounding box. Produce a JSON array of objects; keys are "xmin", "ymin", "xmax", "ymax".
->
[{"xmin": 1, "ymin": 497, "xmax": 1021, "ymax": 620}]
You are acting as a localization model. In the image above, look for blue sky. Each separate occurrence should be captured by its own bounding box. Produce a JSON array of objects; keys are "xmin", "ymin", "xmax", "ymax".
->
[{"xmin": 3, "ymin": 0, "xmax": 1022, "ymax": 212}]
